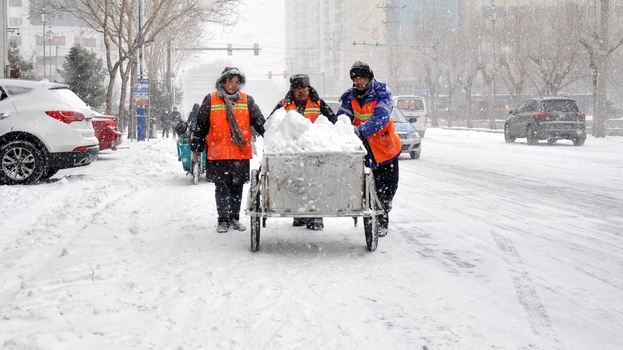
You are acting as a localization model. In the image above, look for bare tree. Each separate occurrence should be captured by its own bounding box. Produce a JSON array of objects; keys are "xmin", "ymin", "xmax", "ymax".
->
[
  {"xmin": 49, "ymin": 0, "xmax": 240, "ymax": 131},
  {"xmin": 527, "ymin": 4, "xmax": 587, "ymax": 95},
  {"xmin": 579, "ymin": 0, "xmax": 623, "ymax": 137}
]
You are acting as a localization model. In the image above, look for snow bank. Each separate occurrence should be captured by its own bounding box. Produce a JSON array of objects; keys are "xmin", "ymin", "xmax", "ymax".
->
[{"xmin": 263, "ymin": 109, "xmax": 364, "ymax": 154}]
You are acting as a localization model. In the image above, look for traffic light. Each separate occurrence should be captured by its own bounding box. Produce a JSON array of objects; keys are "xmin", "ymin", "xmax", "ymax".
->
[
  {"xmin": 268, "ymin": 70, "xmax": 272, "ymax": 79},
  {"xmin": 253, "ymin": 43, "xmax": 260, "ymax": 56},
  {"xmin": 227, "ymin": 44, "xmax": 232, "ymax": 56}
]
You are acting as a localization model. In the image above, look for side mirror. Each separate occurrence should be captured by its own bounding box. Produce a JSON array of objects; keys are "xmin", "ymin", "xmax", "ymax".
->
[{"xmin": 408, "ymin": 117, "xmax": 418, "ymax": 123}]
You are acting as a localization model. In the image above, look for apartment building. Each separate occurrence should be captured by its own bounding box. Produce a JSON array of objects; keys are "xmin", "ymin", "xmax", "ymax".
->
[{"xmin": 7, "ymin": 0, "xmax": 106, "ymax": 81}]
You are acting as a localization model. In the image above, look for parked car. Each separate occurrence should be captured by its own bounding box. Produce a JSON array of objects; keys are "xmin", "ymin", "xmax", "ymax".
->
[
  {"xmin": 392, "ymin": 108, "xmax": 422, "ymax": 159},
  {"xmin": 504, "ymin": 97, "xmax": 586, "ymax": 146},
  {"xmin": 0, "ymin": 79, "xmax": 99, "ymax": 184},
  {"xmin": 393, "ymin": 95, "xmax": 427, "ymax": 137},
  {"xmin": 91, "ymin": 110, "xmax": 122, "ymax": 151}
]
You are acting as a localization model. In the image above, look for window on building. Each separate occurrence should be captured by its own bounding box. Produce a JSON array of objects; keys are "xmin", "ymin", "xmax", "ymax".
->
[{"xmin": 9, "ymin": 17, "xmax": 22, "ymax": 26}]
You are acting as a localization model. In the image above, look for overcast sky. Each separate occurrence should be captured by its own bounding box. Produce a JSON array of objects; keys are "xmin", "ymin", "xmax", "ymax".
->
[
  {"xmin": 177, "ymin": 0, "xmax": 287, "ymax": 113},
  {"xmin": 180, "ymin": 0, "xmax": 286, "ymax": 80}
]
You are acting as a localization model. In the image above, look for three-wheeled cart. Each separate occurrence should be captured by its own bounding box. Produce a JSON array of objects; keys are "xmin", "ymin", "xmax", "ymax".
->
[{"xmin": 245, "ymin": 151, "xmax": 384, "ymax": 252}]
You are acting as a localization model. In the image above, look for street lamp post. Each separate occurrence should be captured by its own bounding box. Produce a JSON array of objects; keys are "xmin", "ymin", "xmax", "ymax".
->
[{"xmin": 41, "ymin": 10, "xmax": 47, "ymax": 79}]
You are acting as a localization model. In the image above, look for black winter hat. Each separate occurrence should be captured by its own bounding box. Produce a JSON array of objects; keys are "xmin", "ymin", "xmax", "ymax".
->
[
  {"xmin": 216, "ymin": 66, "xmax": 246, "ymax": 87},
  {"xmin": 289, "ymin": 74, "xmax": 311, "ymax": 89},
  {"xmin": 349, "ymin": 61, "xmax": 374, "ymax": 79}
]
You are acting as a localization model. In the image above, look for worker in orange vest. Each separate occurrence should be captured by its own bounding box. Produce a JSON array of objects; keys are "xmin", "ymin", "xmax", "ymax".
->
[
  {"xmin": 336, "ymin": 61, "xmax": 401, "ymax": 237},
  {"xmin": 191, "ymin": 67, "xmax": 266, "ymax": 233},
  {"xmin": 270, "ymin": 73, "xmax": 337, "ymax": 230}
]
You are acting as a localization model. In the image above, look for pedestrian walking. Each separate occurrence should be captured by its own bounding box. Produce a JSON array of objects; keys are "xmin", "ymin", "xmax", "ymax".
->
[
  {"xmin": 270, "ymin": 73, "xmax": 337, "ymax": 230},
  {"xmin": 336, "ymin": 61, "xmax": 401, "ymax": 236},
  {"xmin": 190, "ymin": 67, "xmax": 266, "ymax": 233}
]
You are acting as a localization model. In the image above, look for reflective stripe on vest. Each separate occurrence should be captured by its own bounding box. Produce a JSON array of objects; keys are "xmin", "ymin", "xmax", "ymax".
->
[
  {"xmin": 284, "ymin": 99, "xmax": 322, "ymax": 123},
  {"xmin": 351, "ymin": 98, "xmax": 402, "ymax": 165},
  {"xmin": 207, "ymin": 92, "xmax": 253, "ymax": 160}
]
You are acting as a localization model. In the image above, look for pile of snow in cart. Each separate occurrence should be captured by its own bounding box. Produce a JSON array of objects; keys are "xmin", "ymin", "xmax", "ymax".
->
[{"xmin": 264, "ymin": 109, "xmax": 365, "ymax": 154}]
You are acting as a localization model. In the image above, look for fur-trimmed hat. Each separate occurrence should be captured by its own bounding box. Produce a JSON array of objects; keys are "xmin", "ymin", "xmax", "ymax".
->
[
  {"xmin": 216, "ymin": 66, "xmax": 246, "ymax": 87},
  {"xmin": 289, "ymin": 74, "xmax": 310, "ymax": 89},
  {"xmin": 349, "ymin": 61, "xmax": 374, "ymax": 80}
]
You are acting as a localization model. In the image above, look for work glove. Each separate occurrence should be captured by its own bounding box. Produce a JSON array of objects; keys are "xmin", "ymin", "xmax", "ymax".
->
[{"xmin": 191, "ymin": 151, "xmax": 201, "ymax": 164}]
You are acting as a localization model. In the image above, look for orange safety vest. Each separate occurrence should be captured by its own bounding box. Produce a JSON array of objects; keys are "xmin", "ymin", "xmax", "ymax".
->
[
  {"xmin": 206, "ymin": 92, "xmax": 253, "ymax": 160},
  {"xmin": 351, "ymin": 98, "xmax": 402, "ymax": 165},
  {"xmin": 284, "ymin": 98, "xmax": 322, "ymax": 123}
]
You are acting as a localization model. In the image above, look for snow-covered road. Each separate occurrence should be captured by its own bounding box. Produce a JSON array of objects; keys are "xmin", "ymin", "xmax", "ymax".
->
[{"xmin": 1, "ymin": 129, "xmax": 622, "ymax": 349}]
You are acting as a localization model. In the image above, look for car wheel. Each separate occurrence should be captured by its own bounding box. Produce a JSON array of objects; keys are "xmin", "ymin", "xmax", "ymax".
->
[
  {"xmin": 573, "ymin": 135, "xmax": 586, "ymax": 146},
  {"xmin": 410, "ymin": 150, "xmax": 420, "ymax": 159},
  {"xmin": 0, "ymin": 140, "xmax": 46, "ymax": 185},
  {"xmin": 526, "ymin": 126, "xmax": 538, "ymax": 145},
  {"xmin": 504, "ymin": 124, "xmax": 516, "ymax": 143}
]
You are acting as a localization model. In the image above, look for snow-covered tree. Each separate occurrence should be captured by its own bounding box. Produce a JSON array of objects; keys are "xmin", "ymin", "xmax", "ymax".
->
[{"xmin": 60, "ymin": 45, "xmax": 106, "ymax": 109}]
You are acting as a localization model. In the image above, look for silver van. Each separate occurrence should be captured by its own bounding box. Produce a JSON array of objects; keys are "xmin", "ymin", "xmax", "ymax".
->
[{"xmin": 393, "ymin": 95, "xmax": 427, "ymax": 137}]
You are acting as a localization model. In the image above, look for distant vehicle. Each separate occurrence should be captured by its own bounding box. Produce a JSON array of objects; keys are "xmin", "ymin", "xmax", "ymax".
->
[
  {"xmin": 391, "ymin": 108, "xmax": 421, "ymax": 159},
  {"xmin": 324, "ymin": 100, "xmax": 341, "ymax": 115},
  {"xmin": 393, "ymin": 95, "xmax": 427, "ymax": 137},
  {"xmin": 0, "ymin": 79, "xmax": 99, "ymax": 184},
  {"xmin": 504, "ymin": 97, "xmax": 586, "ymax": 146},
  {"xmin": 91, "ymin": 110, "xmax": 122, "ymax": 151}
]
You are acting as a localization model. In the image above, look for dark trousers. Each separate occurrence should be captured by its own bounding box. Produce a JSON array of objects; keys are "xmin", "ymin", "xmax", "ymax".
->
[
  {"xmin": 373, "ymin": 157, "xmax": 399, "ymax": 227},
  {"xmin": 215, "ymin": 184, "xmax": 244, "ymax": 222}
]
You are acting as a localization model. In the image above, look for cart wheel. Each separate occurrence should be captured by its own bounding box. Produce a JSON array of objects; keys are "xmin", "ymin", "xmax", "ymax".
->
[
  {"xmin": 251, "ymin": 213, "xmax": 260, "ymax": 252},
  {"xmin": 364, "ymin": 216, "xmax": 378, "ymax": 251},
  {"xmin": 250, "ymin": 169, "xmax": 261, "ymax": 252},
  {"xmin": 192, "ymin": 161, "xmax": 200, "ymax": 185}
]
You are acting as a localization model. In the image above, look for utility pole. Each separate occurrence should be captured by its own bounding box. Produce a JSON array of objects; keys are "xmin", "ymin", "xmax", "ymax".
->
[
  {"xmin": 136, "ymin": 0, "xmax": 149, "ymax": 141},
  {"xmin": 47, "ymin": 30, "xmax": 53, "ymax": 79},
  {"xmin": 490, "ymin": 0, "xmax": 498, "ymax": 129}
]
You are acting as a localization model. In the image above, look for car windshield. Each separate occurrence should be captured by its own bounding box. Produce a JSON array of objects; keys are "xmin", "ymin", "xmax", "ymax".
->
[
  {"xmin": 391, "ymin": 108, "xmax": 408, "ymax": 123},
  {"xmin": 543, "ymin": 99, "xmax": 579, "ymax": 112},
  {"xmin": 396, "ymin": 98, "xmax": 424, "ymax": 111}
]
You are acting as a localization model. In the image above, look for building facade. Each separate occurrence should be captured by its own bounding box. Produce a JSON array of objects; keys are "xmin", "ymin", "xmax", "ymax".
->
[{"xmin": 7, "ymin": 0, "xmax": 106, "ymax": 81}]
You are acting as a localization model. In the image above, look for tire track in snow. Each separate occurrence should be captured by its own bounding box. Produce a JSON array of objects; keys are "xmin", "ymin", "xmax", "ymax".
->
[{"xmin": 491, "ymin": 232, "xmax": 562, "ymax": 349}]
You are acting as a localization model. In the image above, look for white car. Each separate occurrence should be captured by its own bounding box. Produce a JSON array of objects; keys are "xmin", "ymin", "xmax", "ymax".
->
[
  {"xmin": 0, "ymin": 79, "xmax": 99, "ymax": 184},
  {"xmin": 393, "ymin": 95, "xmax": 428, "ymax": 137}
]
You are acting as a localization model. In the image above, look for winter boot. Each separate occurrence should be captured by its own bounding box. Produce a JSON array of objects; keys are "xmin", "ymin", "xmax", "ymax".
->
[
  {"xmin": 230, "ymin": 219, "xmax": 247, "ymax": 231},
  {"xmin": 306, "ymin": 218, "xmax": 324, "ymax": 231},
  {"xmin": 216, "ymin": 220, "xmax": 229, "ymax": 233},
  {"xmin": 377, "ymin": 213, "xmax": 389, "ymax": 237}
]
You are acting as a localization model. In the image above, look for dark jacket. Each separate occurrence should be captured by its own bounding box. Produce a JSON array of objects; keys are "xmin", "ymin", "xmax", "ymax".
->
[
  {"xmin": 336, "ymin": 79, "xmax": 395, "ymax": 168},
  {"xmin": 190, "ymin": 92, "xmax": 265, "ymax": 184},
  {"xmin": 268, "ymin": 86, "xmax": 337, "ymax": 123}
]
